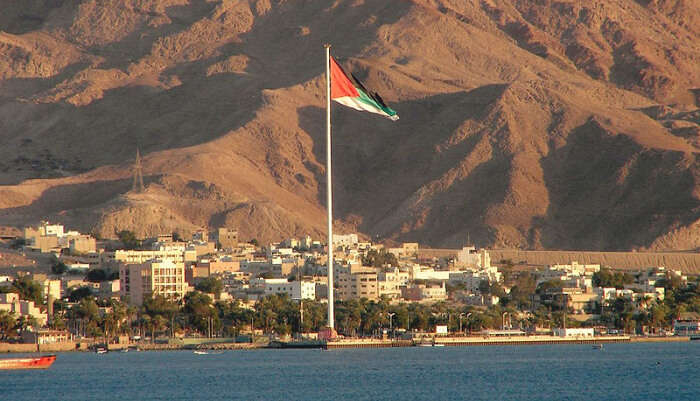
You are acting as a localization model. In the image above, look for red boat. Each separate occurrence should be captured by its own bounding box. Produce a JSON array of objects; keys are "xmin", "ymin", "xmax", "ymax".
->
[{"xmin": 0, "ymin": 355, "xmax": 56, "ymax": 370}]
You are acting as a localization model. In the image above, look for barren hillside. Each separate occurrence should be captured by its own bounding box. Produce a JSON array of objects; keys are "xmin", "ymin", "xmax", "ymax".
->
[{"xmin": 0, "ymin": 0, "xmax": 699, "ymax": 249}]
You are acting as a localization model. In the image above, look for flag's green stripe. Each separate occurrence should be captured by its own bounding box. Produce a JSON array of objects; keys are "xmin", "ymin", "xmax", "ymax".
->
[{"xmin": 356, "ymin": 88, "xmax": 398, "ymax": 118}]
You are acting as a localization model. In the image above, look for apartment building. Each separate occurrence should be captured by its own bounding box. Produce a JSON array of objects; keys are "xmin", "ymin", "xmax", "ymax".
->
[
  {"xmin": 335, "ymin": 266, "xmax": 379, "ymax": 301},
  {"xmin": 120, "ymin": 259, "xmax": 186, "ymax": 306}
]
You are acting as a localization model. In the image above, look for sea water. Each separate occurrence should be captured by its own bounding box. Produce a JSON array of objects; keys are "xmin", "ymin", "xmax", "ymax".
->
[{"xmin": 2, "ymin": 342, "xmax": 698, "ymax": 400}]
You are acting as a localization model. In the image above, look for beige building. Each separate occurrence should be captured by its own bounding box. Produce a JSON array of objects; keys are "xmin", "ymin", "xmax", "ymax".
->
[
  {"xmin": 115, "ymin": 248, "xmax": 190, "ymax": 265},
  {"xmin": 23, "ymin": 222, "xmax": 76, "ymax": 253},
  {"xmin": 24, "ymin": 222, "xmax": 64, "ymax": 241},
  {"xmin": 456, "ymin": 246, "xmax": 491, "ymax": 269},
  {"xmin": 193, "ymin": 258, "xmax": 241, "ymax": 276},
  {"xmin": 377, "ymin": 268, "xmax": 409, "ymax": 299},
  {"xmin": 401, "ymin": 283, "xmax": 447, "ymax": 302},
  {"xmin": 190, "ymin": 242, "xmax": 216, "ymax": 257},
  {"xmin": 60, "ymin": 251, "xmax": 108, "ymax": 269},
  {"xmin": 336, "ymin": 266, "xmax": 379, "ymax": 301},
  {"xmin": 214, "ymin": 228, "xmax": 238, "ymax": 249},
  {"xmin": 0, "ymin": 293, "xmax": 47, "ymax": 326},
  {"xmin": 120, "ymin": 259, "xmax": 186, "ymax": 306},
  {"xmin": 41, "ymin": 279, "xmax": 61, "ymax": 303},
  {"xmin": 69, "ymin": 235, "xmax": 97, "ymax": 254},
  {"xmin": 192, "ymin": 229, "xmax": 208, "ymax": 242},
  {"xmin": 388, "ymin": 242, "xmax": 419, "ymax": 259},
  {"xmin": 185, "ymin": 264, "xmax": 210, "ymax": 285}
]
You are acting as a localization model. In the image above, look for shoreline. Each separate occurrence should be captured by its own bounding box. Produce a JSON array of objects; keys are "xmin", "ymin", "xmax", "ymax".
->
[{"xmin": 1, "ymin": 335, "xmax": 692, "ymax": 353}]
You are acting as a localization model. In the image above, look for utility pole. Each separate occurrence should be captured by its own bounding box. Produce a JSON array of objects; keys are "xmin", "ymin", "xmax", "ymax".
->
[
  {"xmin": 563, "ymin": 293, "xmax": 567, "ymax": 330},
  {"xmin": 387, "ymin": 312, "xmax": 395, "ymax": 338},
  {"xmin": 300, "ymin": 300, "xmax": 304, "ymax": 332}
]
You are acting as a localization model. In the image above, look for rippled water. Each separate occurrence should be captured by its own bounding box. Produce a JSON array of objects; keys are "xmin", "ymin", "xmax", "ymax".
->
[{"xmin": 2, "ymin": 342, "xmax": 699, "ymax": 400}]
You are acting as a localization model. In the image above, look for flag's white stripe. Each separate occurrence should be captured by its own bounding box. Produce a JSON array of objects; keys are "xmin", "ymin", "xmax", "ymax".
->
[{"xmin": 333, "ymin": 96, "xmax": 399, "ymax": 120}]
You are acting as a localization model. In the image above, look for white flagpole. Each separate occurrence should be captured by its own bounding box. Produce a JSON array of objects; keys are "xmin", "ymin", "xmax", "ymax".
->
[{"xmin": 324, "ymin": 44, "xmax": 335, "ymax": 330}]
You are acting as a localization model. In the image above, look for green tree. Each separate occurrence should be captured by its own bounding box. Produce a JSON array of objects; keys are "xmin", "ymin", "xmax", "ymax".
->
[
  {"xmin": 51, "ymin": 259, "xmax": 69, "ymax": 275},
  {"xmin": 16, "ymin": 315, "xmax": 38, "ymax": 334},
  {"xmin": 0, "ymin": 310, "xmax": 17, "ymax": 340},
  {"xmin": 141, "ymin": 295, "xmax": 180, "ymax": 339},
  {"xmin": 101, "ymin": 299, "xmax": 129, "ymax": 338},
  {"xmin": 253, "ymin": 294, "xmax": 301, "ymax": 335},
  {"xmin": 593, "ymin": 267, "xmax": 633, "ymax": 289},
  {"xmin": 68, "ymin": 286, "xmax": 93, "ymax": 302},
  {"xmin": 216, "ymin": 299, "xmax": 255, "ymax": 336},
  {"xmin": 508, "ymin": 272, "xmax": 536, "ymax": 309},
  {"xmin": 183, "ymin": 291, "xmax": 218, "ymax": 336},
  {"xmin": 10, "ymin": 238, "xmax": 26, "ymax": 249},
  {"xmin": 143, "ymin": 295, "xmax": 179, "ymax": 320},
  {"xmin": 362, "ymin": 249, "xmax": 398, "ymax": 268},
  {"xmin": 195, "ymin": 277, "xmax": 224, "ymax": 298},
  {"xmin": 657, "ymin": 273, "xmax": 683, "ymax": 292},
  {"xmin": 86, "ymin": 269, "xmax": 107, "ymax": 282},
  {"xmin": 12, "ymin": 276, "xmax": 43, "ymax": 305},
  {"xmin": 116, "ymin": 230, "xmax": 140, "ymax": 250}
]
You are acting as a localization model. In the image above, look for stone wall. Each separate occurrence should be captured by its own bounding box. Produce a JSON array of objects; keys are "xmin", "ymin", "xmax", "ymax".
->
[{"xmin": 418, "ymin": 249, "xmax": 700, "ymax": 273}]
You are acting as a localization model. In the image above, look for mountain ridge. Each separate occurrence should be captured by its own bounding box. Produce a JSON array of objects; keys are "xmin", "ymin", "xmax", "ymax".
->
[{"xmin": 1, "ymin": 0, "xmax": 699, "ymax": 250}]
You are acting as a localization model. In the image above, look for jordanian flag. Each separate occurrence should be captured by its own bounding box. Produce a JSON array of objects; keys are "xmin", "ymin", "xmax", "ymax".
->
[{"xmin": 330, "ymin": 57, "xmax": 399, "ymax": 121}]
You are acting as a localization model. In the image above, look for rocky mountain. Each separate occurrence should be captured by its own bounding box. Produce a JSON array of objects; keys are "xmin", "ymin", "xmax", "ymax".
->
[{"xmin": 1, "ymin": 0, "xmax": 699, "ymax": 250}]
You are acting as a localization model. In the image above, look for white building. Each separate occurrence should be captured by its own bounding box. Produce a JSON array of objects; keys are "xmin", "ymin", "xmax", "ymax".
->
[
  {"xmin": 456, "ymin": 246, "xmax": 491, "ymax": 269},
  {"xmin": 332, "ymin": 233, "xmax": 359, "ymax": 247},
  {"xmin": 377, "ymin": 267, "xmax": 410, "ymax": 299},
  {"xmin": 115, "ymin": 245, "xmax": 193, "ymax": 265},
  {"xmin": 537, "ymin": 261, "xmax": 599, "ymax": 290},
  {"xmin": 251, "ymin": 278, "xmax": 315, "ymax": 300},
  {"xmin": 552, "ymin": 328, "xmax": 595, "ymax": 337},
  {"xmin": 40, "ymin": 222, "xmax": 64, "ymax": 237},
  {"xmin": 673, "ymin": 313, "xmax": 700, "ymax": 335}
]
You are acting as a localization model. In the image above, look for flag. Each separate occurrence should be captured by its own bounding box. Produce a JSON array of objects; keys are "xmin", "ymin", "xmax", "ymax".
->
[{"xmin": 330, "ymin": 56, "xmax": 399, "ymax": 121}]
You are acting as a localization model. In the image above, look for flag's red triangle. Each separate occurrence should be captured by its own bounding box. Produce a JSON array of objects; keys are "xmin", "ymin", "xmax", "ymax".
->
[{"xmin": 330, "ymin": 57, "xmax": 359, "ymax": 99}]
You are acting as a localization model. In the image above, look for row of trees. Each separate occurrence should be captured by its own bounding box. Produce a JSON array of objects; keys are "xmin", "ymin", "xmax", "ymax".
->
[{"xmin": 44, "ymin": 291, "xmax": 578, "ymax": 340}]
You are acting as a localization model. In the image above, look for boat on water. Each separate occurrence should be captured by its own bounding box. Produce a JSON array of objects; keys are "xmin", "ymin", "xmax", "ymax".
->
[
  {"xmin": 194, "ymin": 350, "xmax": 224, "ymax": 355},
  {"xmin": 96, "ymin": 347, "xmax": 108, "ymax": 354},
  {"xmin": 592, "ymin": 344, "xmax": 604, "ymax": 350},
  {"xmin": 0, "ymin": 355, "xmax": 56, "ymax": 370}
]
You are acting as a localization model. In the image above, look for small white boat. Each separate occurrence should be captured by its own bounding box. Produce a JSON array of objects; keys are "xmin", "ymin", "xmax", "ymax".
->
[
  {"xmin": 592, "ymin": 344, "xmax": 603, "ymax": 350},
  {"xmin": 193, "ymin": 350, "xmax": 209, "ymax": 355}
]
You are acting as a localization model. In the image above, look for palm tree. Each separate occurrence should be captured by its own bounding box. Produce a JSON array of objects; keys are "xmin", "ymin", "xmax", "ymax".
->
[{"xmin": 0, "ymin": 310, "xmax": 17, "ymax": 340}]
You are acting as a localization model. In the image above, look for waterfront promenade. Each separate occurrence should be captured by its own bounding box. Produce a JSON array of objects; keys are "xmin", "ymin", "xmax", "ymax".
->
[
  {"xmin": 324, "ymin": 335, "xmax": 632, "ymax": 349},
  {"xmin": 5, "ymin": 334, "xmax": 692, "ymax": 353}
]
